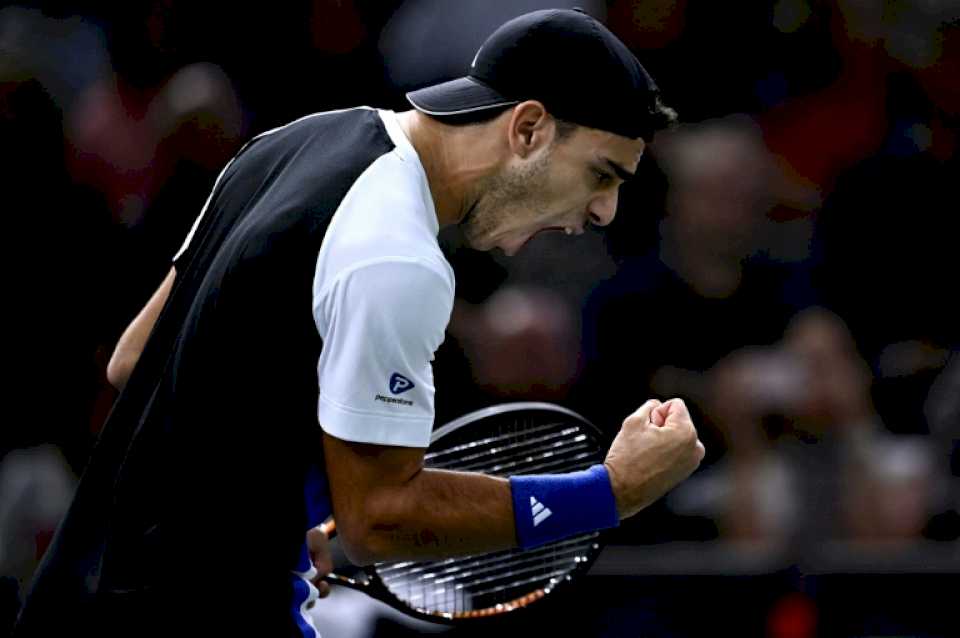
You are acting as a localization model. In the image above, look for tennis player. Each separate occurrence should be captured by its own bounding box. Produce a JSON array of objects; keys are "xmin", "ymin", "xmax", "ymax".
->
[{"xmin": 15, "ymin": 9, "xmax": 704, "ymax": 637}]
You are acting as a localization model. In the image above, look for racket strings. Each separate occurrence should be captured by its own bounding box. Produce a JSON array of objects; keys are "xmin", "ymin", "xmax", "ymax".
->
[
  {"xmin": 376, "ymin": 417, "xmax": 603, "ymax": 617},
  {"xmin": 426, "ymin": 422, "xmax": 594, "ymax": 476},
  {"xmin": 451, "ymin": 449, "xmax": 597, "ymax": 476},
  {"xmin": 377, "ymin": 534, "xmax": 596, "ymax": 583},
  {"xmin": 425, "ymin": 425, "xmax": 583, "ymax": 465},
  {"xmin": 414, "ymin": 551, "xmax": 588, "ymax": 593}
]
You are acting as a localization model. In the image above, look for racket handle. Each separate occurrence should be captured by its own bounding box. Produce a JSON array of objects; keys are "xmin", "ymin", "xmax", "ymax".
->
[
  {"xmin": 322, "ymin": 571, "xmax": 367, "ymax": 591},
  {"xmin": 320, "ymin": 518, "xmax": 337, "ymax": 540}
]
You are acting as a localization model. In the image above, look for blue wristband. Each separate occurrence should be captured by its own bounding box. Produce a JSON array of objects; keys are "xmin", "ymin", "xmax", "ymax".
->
[{"xmin": 509, "ymin": 464, "xmax": 620, "ymax": 550}]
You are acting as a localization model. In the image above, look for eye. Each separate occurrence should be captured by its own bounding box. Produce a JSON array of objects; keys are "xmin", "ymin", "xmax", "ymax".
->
[{"xmin": 594, "ymin": 169, "xmax": 614, "ymax": 186}]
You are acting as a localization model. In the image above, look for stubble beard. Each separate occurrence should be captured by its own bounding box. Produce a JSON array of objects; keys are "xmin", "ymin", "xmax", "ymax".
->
[{"xmin": 461, "ymin": 150, "xmax": 553, "ymax": 251}]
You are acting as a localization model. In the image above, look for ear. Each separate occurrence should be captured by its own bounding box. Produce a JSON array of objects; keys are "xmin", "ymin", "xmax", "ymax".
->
[{"xmin": 506, "ymin": 101, "xmax": 553, "ymax": 158}]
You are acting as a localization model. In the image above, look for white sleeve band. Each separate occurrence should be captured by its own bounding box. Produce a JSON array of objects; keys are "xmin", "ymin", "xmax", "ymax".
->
[{"xmin": 314, "ymin": 257, "xmax": 453, "ymax": 448}]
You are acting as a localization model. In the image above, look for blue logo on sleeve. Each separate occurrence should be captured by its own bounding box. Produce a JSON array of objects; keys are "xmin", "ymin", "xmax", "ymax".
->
[{"xmin": 389, "ymin": 373, "xmax": 415, "ymax": 395}]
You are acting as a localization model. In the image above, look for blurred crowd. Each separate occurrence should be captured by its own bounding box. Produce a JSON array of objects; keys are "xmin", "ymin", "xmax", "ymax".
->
[{"xmin": 2, "ymin": 0, "xmax": 958, "ymax": 635}]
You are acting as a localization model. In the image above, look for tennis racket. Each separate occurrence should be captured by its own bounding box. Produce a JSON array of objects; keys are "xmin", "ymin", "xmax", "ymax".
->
[{"xmin": 321, "ymin": 401, "xmax": 608, "ymax": 623}]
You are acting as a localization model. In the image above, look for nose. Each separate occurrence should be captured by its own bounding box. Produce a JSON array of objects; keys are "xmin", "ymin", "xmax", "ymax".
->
[{"xmin": 587, "ymin": 189, "xmax": 618, "ymax": 227}]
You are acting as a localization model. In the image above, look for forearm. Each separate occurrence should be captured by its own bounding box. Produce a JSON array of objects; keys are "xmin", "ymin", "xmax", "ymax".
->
[
  {"xmin": 327, "ymin": 399, "xmax": 706, "ymax": 565},
  {"xmin": 340, "ymin": 467, "xmax": 517, "ymax": 564}
]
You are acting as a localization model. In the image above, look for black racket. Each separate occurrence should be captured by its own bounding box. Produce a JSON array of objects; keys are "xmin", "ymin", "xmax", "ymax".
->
[{"xmin": 321, "ymin": 401, "xmax": 608, "ymax": 623}]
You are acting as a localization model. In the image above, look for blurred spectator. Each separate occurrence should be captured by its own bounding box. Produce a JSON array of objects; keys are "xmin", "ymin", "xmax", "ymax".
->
[
  {"xmin": 379, "ymin": 0, "xmax": 607, "ymax": 93},
  {"xmin": 66, "ymin": 60, "xmax": 243, "ymax": 223},
  {"xmin": 925, "ymin": 352, "xmax": 960, "ymax": 450},
  {"xmin": 759, "ymin": 0, "xmax": 893, "ymax": 198},
  {"xmin": 606, "ymin": 0, "xmax": 688, "ymax": 52},
  {"xmin": 448, "ymin": 285, "xmax": 581, "ymax": 401},
  {"xmin": 576, "ymin": 115, "xmax": 816, "ymax": 443},
  {"xmin": 572, "ymin": 115, "xmax": 819, "ymax": 544},
  {"xmin": 1, "ymin": 6, "xmax": 246, "ymax": 459},
  {"xmin": 434, "ymin": 219, "xmax": 616, "ymax": 424},
  {"xmin": 923, "ymin": 351, "xmax": 960, "ymax": 541},
  {"xmin": 2, "ymin": 21, "xmax": 114, "ymax": 473},
  {"xmin": 760, "ymin": 3, "xmax": 959, "ymax": 444},
  {"xmin": 812, "ymin": 72, "xmax": 957, "ymax": 439},
  {"xmin": 1, "ymin": 2, "xmax": 957, "ymax": 634},
  {"xmin": 0, "ymin": 6, "xmax": 244, "ymax": 225},
  {"xmin": 0, "ymin": 447, "xmax": 76, "ymax": 627},
  {"xmin": 671, "ymin": 307, "xmax": 948, "ymax": 547}
]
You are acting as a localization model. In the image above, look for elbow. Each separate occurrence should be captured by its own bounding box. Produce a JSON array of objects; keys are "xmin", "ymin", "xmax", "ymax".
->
[
  {"xmin": 337, "ymin": 520, "xmax": 383, "ymax": 566},
  {"xmin": 334, "ymin": 491, "xmax": 405, "ymax": 565},
  {"xmin": 336, "ymin": 516, "xmax": 393, "ymax": 566},
  {"xmin": 338, "ymin": 530, "xmax": 378, "ymax": 567}
]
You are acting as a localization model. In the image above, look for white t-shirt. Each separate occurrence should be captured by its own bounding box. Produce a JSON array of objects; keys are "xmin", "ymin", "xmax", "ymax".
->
[{"xmin": 312, "ymin": 110, "xmax": 455, "ymax": 448}]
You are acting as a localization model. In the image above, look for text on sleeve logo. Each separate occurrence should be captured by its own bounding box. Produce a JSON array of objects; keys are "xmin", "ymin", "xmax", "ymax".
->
[
  {"xmin": 389, "ymin": 372, "xmax": 415, "ymax": 395},
  {"xmin": 530, "ymin": 496, "xmax": 552, "ymax": 527}
]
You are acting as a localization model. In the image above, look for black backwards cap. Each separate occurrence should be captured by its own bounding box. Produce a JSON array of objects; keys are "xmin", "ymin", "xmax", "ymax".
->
[{"xmin": 406, "ymin": 8, "xmax": 662, "ymax": 141}]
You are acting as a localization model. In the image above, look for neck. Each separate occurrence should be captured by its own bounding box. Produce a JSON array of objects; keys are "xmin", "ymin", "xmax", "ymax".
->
[{"xmin": 396, "ymin": 110, "xmax": 502, "ymax": 227}]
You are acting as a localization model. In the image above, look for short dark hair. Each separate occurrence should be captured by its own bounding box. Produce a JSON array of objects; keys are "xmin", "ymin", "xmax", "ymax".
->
[
  {"xmin": 554, "ymin": 117, "xmax": 578, "ymax": 142},
  {"xmin": 424, "ymin": 95, "xmax": 678, "ymax": 142}
]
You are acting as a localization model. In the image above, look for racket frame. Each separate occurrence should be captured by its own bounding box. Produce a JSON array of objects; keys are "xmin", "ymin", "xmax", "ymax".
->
[{"xmin": 322, "ymin": 402, "xmax": 610, "ymax": 624}]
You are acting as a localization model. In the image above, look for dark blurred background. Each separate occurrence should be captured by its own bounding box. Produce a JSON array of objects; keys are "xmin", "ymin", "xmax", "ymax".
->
[{"xmin": 1, "ymin": 1, "xmax": 958, "ymax": 636}]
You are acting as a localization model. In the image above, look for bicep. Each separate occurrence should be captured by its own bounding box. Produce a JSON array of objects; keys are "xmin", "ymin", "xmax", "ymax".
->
[
  {"xmin": 313, "ymin": 260, "xmax": 454, "ymax": 559},
  {"xmin": 322, "ymin": 431, "xmax": 425, "ymax": 516},
  {"xmin": 322, "ymin": 431, "xmax": 426, "ymax": 559},
  {"xmin": 314, "ymin": 259, "xmax": 454, "ymax": 448}
]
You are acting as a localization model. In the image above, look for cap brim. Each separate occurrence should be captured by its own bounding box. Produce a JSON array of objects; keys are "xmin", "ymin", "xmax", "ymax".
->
[{"xmin": 406, "ymin": 76, "xmax": 518, "ymax": 116}]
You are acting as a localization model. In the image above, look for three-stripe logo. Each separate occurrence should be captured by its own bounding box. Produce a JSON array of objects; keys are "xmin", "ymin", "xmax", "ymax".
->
[{"xmin": 530, "ymin": 496, "xmax": 552, "ymax": 527}]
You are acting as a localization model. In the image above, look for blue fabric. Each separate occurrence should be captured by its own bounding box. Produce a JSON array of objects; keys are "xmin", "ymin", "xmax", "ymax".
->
[
  {"xmin": 509, "ymin": 464, "xmax": 619, "ymax": 549},
  {"xmin": 290, "ymin": 576, "xmax": 318, "ymax": 638},
  {"xmin": 289, "ymin": 464, "xmax": 333, "ymax": 637}
]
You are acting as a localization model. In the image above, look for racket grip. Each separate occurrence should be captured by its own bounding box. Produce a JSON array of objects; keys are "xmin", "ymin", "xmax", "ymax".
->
[
  {"xmin": 322, "ymin": 572, "xmax": 363, "ymax": 588},
  {"xmin": 320, "ymin": 519, "xmax": 337, "ymax": 540}
]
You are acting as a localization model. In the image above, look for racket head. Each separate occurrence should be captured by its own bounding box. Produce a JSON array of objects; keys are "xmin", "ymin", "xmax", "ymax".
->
[{"xmin": 362, "ymin": 402, "xmax": 608, "ymax": 623}]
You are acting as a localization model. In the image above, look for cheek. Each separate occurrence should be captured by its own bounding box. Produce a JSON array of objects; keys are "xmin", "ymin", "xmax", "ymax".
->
[{"xmin": 544, "ymin": 166, "xmax": 588, "ymax": 205}]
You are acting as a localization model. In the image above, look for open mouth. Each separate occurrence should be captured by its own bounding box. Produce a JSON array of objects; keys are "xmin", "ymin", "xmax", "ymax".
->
[
  {"xmin": 533, "ymin": 226, "xmax": 567, "ymax": 239},
  {"xmin": 521, "ymin": 226, "xmax": 565, "ymax": 249},
  {"xmin": 506, "ymin": 226, "xmax": 575, "ymax": 256},
  {"xmin": 521, "ymin": 226, "xmax": 566, "ymax": 247}
]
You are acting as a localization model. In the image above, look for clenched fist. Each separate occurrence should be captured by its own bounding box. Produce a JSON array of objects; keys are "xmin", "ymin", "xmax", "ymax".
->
[{"xmin": 603, "ymin": 399, "xmax": 705, "ymax": 519}]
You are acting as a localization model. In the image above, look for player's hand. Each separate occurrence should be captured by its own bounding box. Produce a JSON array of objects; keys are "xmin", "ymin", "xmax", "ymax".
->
[
  {"xmin": 307, "ymin": 525, "xmax": 333, "ymax": 598},
  {"xmin": 603, "ymin": 398, "xmax": 705, "ymax": 519}
]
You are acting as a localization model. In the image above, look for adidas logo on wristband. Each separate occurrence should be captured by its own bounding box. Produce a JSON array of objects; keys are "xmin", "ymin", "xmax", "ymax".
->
[
  {"xmin": 510, "ymin": 465, "xmax": 618, "ymax": 549},
  {"xmin": 530, "ymin": 496, "xmax": 553, "ymax": 527}
]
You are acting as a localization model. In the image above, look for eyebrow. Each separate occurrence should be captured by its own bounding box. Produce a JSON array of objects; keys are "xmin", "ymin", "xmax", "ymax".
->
[{"xmin": 602, "ymin": 158, "xmax": 637, "ymax": 182}]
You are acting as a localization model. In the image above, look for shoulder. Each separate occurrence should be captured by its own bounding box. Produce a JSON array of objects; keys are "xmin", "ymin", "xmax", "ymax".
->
[
  {"xmin": 313, "ymin": 256, "xmax": 454, "ymax": 367},
  {"xmin": 317, "ymin": 255, "xmax": 453, "ymax": 321},
  {"xmin": 230, "ymin": 107, "xmax": 390, "ymax": 182},
  {"xmin": 251, "ymin": 107, "xmax": 382, "ymax": 147},
  {"xmin": 316, "ymin": 166, "xmax": 452, "ymax": 292}
]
